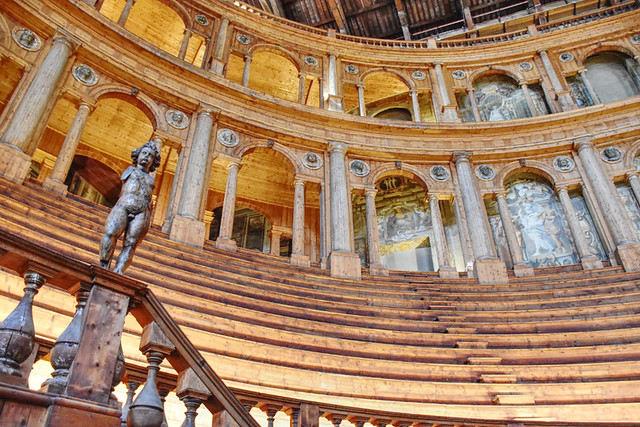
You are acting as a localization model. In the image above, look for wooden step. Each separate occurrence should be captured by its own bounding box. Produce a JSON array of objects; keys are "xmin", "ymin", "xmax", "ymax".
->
[
  {"xmin": 466, "ymin": 357, "xmax": 502, "ymax": 365},
  {"xmin": 445, "ymin": 327, "xmax": 477, "ymax": 334},
  {"xmin": 478, "ymin": 374, "xmax": 517, "ymax": 383},
  {"xmin": 492, "ymin": 394, "xmax": 536, "ymax": 405},
  {"xmin": 455, "ymin": 341, "xmax": 488, "ymax": 349}
]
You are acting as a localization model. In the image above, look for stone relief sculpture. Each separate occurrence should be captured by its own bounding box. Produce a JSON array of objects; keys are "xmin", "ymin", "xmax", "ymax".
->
[
  {"xmin": 472, "ymin": 75, "xmax": 549, "ymax": 122},
  {"xmin": 100, "ymin": 141, "xmax": 160, "ymax": 274},
  {"xmin": 571, "ymin": 195, "xmax": 606, "ymax": 259},
  {"xmin": 616, "ymin": 184, "xmax": 640, "ymax": 233}
]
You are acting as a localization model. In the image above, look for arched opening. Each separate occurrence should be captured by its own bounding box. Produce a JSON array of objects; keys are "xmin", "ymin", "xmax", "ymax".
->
[
  {"xmin": 373, "ymin": 107, "xmax": 412, "ymax": 121},
  {"xmin": 65, "ymin": 156, "xmax": 121, "ymax": 207},
  {"xmin": 0, "ymin": 56, "xmax": 24, "ymax": 117},
  {"xmin": 361, "ymin": 71, "xmax": 419, "ymax": 121},
  {"xmin": 248, "ymin": 50, "xmax": 299, "ymax": 102},
  {"xmin": 208, "ymin": 206, "xmax": 272, "ymax": 252},
  {"xmin": 584, "ymin": 51, "xmax": 640, "ymax": 103}
]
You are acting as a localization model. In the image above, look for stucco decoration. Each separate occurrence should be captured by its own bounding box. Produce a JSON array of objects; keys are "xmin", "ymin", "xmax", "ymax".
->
[
  {"xmin": 349, "ymin": 159, "xmax": 370, "ymax": 177},
  {"xmin": 412, "ymin": 70, "xmax": 426, "ymax": 81},
  {"xmin": 72, "ymin": 64, "xmax": 99, "ymax": 86},
  {"xmin": 304, "ymin": 56, "xmax": 318, "ymax": 67},
  {"xmin": 601, "ymin": 146, "xmax": 622, "ymax": 163},
  {"xmin": 430, "ymin": 165, "xmax": 450, "ymax": 181},
  {"xmin": 302, "ymin": 152, "xmax": 323, "ymax": 170},
  {"xmin": 236, "ymin": 34, "xmax": 251, "ymax": 45},
  {"xmin": 12, "ymin": 27, "xmax": 41, "ymax": 51},
  {"xmin": 217, "ymin": 128, "xmax": 240, "ymax": 147},
  {"xmin": 519, "ymin": 61, "xmax": 533, "ymax": 71},
  {"xmin": 553, "ymin": 156, "xmax": 574, "ymax": 172},
  {"xmin": 165, "ymin": 110, "xmax": 189, "ymax": 129},
  {"xmin": 631, "ymin": 34, "xmax": 640, "ymax": 44},
  {"xmin": 452, "ymin": 70, "xmax": 466, "ymax": 79},
  {"xmin": 345, "ymin": 64, "xmax": 359, "ymax": 75},
  {"xmin": 559, "ymin": 52, "xmax": 574, "ymax": 62},
  {"xmin": 195, "ymin": 14, "xmax": 209, "ymax": 26},
  {"xmin": 475, "ymin": 164, "xmax": 495, "ymax": 180}
]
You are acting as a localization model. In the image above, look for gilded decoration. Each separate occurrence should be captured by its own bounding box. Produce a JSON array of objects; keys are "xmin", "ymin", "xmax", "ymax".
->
[
  {"xmin": 430, "ymin": 165, "xmax": 450, "ymax": 181},
  {"xmin": 11, "ymin": 27, "xmax": 41, "ymax": 51},
  {"xmin": 217, "ymin": 128, "xmax": 239, "ymax": 147},
  {"xmin": 302, "ymin": 152, "xmax": 323, "ymax": 169},
  {"xmin": 601, "ymin": 146, "xmax": 622, "ymax": 163},
  {"xmin": 349, "ymin": 160, "xmax": 369, "ymax": 177},
  {"xmin": 553, "ymin": 156, "xmax": 574, "ymax": 172},
  {"xmin": 506, "ymin": 179, "xmax": 578, "ymax": 267},
  {"xmin": 72, "ymin": 65, "xmax": 98, "ymax": 86},
  {"xmin": 165, "ymin": 109, "xmax": 189, "ymax": 129}
]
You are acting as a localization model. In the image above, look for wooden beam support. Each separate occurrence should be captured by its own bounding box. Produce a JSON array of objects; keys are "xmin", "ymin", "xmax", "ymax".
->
[
  {"xmin": 394, "ymin": 0, "xmax": 412, "ymax": 40},
  {"xmin": 327, "ymin": 0, "xmax": 348, "ymax": 34}
]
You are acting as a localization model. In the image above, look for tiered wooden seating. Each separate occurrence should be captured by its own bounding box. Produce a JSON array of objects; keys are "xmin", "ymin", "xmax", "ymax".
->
[{"xmin": 1, "ymin": 177, "xmax": 640, "ymax": 423}]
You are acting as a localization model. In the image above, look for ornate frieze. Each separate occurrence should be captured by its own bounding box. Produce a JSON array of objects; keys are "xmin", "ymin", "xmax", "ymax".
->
[{"xmin": 217, "ymin": 128, "xmax": 239, "ymax": 147}]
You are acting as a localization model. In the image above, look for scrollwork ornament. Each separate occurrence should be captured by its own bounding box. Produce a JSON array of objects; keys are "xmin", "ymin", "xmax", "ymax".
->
[
  {"xmin": 72, "ymin": 64, "xmax": 98, "ymax": 86},
  {"xmin": 519, "ymin": 61, "xmax": 533, "ymax": 71},
  {"xmin": 345, "ymin": 64, "xmax": 359, "ymax": 75},
  {"xmin": 236, "ymin": 34, "xmax": 251, "ymax": 45},
  {"xmin": 412, "ymin": 70, "xmax": 426, "ymax": 81},
  {"xmin": 349, "ymin": 159, "xmax": 370, "ymax": 177},
  {"xmin": 601, "ymin": 146, "xmax": 622, "ymax": 163},
  {"xmin": 165, "ymin": 109, "xmax": 189, "ymax": 129},
  {"xmin": 451, "ymin": 70, "xmax": 466, "ymax": 79},
  {"xmin": 217, "ymin": 128, "xmax": 239, "ymax": 147},
  {"xmin": 304, "ymin": 56, "xmax": 318, "ymax": 67},
  {"xmin": 553, "ymin": 155, "xmax": 574, "ymax": 172},
  {"xmin": 302, "ymin": 152, "xmax": 323, "ymax": 170},
  {"xmin": 631, "ymin": 34, "xmax": 640, "ymax": 45},
  {"xmin": 430, "ymin": 165, "xmax": 450, "ymax": 182},
  {"xmin": 475, "ymin": 164, "xmax": 495, "ymax": 181},
  {"xmin": 559, "ymin": 52, "xmax": 574, "ymax": 62},
  {"xmin": 195, "ymin": 14, "xmax": 209, "ymax": 26},
  {"xmin": 12, "ymin": 27, "xmax": 41, "ymax": 51}
]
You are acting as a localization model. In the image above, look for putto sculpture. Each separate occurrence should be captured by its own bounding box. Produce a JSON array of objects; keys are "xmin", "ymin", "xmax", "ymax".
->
[{"xmin": 100, "ymin": 141, "xmax": 160, "ymax": 274}]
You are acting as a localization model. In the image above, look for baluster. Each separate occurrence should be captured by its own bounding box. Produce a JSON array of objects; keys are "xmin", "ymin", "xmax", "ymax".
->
[
  {"xmin": 121, "ymin": 381, "xmax": 141, "ymax": 427},
  {"xmin": 40, "ymin": 283, "xmax": 90, "ymax": 394},
  {"xmin": 326, "ymin": 412, "xmax": 347, "ymax": 427},
  {"xmin": 127, "ymin": 322, "xmax": 175, "ymax": 427},
  {"xmin": 262, "ymin": 404, "xmax": 283, "ymax": 427},
  {"xmin": 177, "ymin": 368, "xmax": 211, "ymax": 427},
  {"xmin": 0, "ymin": 271, "xmax": 46, "ymax": 381},
  {"xmin": 286, "ymin": 407, "xmax": 300, "ymax": 427}
]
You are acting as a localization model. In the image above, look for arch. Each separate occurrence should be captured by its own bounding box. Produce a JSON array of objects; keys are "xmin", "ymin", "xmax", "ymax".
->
[
  {"xmin": 368, "ymin": 163, "xmax": 430, "ymax": 191},
  {"xmin": 156, "ymin": 0, "xmax": 191, "ymax": 28},
  {"xmin": 372, "ymin": 107, "xmax": 413, "ymax": 121},
  {"xmin": 74, "ymin": 147, "xmax": 127, "ymax": 175},
  {"xmin": 235, "ymin": 139, "xmax": 302, "ymax": 174},
  {"xmin": 89, "ymin": 83, "xmax": 164, "ymax": 130},
  {"xmin": 249, "ymin": 44, "xmax": 302, "ymax": 71},
  {"xmin": 469, "ymin": 67, "xmax": 523, "ymax": 85},
  {"xmin": 625, "ymin": 139, "xmax": 640, "ymax": 169},
  {"xmin": 209, "ymin": 199, "xmax": 275, "ymax": 229},
  {"xmin": 498, "ymin": 160, "xmax": 559, "ymax": 188},
  {"xmin": 360, "ymin": 68, "xmax": 414, "ymax": 89},
  {"xmin": 577, "ymin": 43, "xmax": 638, "ymax": 65}
]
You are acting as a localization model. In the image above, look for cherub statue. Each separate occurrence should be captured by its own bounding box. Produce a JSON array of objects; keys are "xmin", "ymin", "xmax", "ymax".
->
[{"xmin": 100, "ymin": 141, "xmax": 160, "ymax": 274}]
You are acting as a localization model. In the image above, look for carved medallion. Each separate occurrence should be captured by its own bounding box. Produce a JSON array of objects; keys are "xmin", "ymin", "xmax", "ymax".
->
[
  {"xmin": 430, "ymin": 165, "xmax": 450, "ymax": 182},
  {"xmin": 412, "ymin": 70, "xmax": 426, "ymax": 81},
  {"xmin": 631, "ymin": 34, "xmax": 640, "ymax": 45},
  {"xmin": 304, "ymin": 56, "xmax": 318, "ymax": 67},
  {"xmin": 451, "ymin": 70, "xmax": 466, "ymax": 79},
  {"xmin": 236, "ymin": 34, "xmax": 251, "ymax": 45},
  {"xmin": 217, "ymin": 128, "xmax": 239, "ymax": 147},
  {"xmin": 345, "ymin": 64, "xmax": 359, "ymax": 75},
  {"xmin": 553, "ymin": 155, "xmax": 574, "ymax": 172},
  {"xmin": 302, "ymin": 152, "xmax": 323, "ymax": 170},
  {"xmin": 12, "ymin": 27, "xmax": 41, "ymax": 51},
  {"xmin": 165, "ymin": 109, "xmax": 189, "ymax": 129},
  {"xmin": 195, "ymin": 14, "xmax": 209, "ymax": 26},
  {"xmin": 349, "ymin": 159, "xmax": 370, "ymax": 177},
  {"xmin": 519, "ymin": 61, "xmax": 533, "ymax": 71},
  {"xmin": 559, "ymin": 52, "xmax": 574, "ymax": 62},
  {"xmin": 601, "ymin": 146, "xmax": 621, "ymax": 163},
  {"xmin": 475, "ymin": 164, "xmax": 495, "ymax": 180},
  {"xmin": 72, "ymin": 64, "xmax": 98, "ymax": 86}
]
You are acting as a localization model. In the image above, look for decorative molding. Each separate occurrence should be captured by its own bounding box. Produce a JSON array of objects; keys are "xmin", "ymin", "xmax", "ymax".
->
[
  {"xmin": 553, "ymin": 155, "xmax": 574, "ymax": 172},
  {"xmin": 430, "ymin": 165, "xmax": 450, "ymax": 181},
  {"xmin": 601, "ymin": 146, "xmax": 622, "ymax": 163},
  {"xmin": 345, "ymin": 64, "xmax": 359, "ymax": 75},
  {"xmin": 631, "ymin": 33, "xmax": 640, "ymax": 45},
  {"xmin": 475, "ymin": 164, "xmax": 495, "ymax": 180},
  {"xmin": 12, "ymin": 27, "xmax": 41, "ymax": 51},
  {"xmin": 519, "ymin": 61, "xmax": 533, "ymax": 71},
  {"xmin": 412, "ymin": 70, "xmax": 426, "ymax": 81},
  {"xmin": 217, "ymin": 128, "xmax": 239, "ymax": 147},
  {"xmin": 349, "ymin": 159, "xmax": 370, "ymax": 177},
  {"xmin": 451, "ymin": 70, "xmax": 466, "ymax": 79},
  {"xmin": 195, "ymin": 14, "xmax": 209, "ymax": 26},
  {"xmin": 302, "ymin": 152, "xmax": 323, "ymax": 170},
  {"xmin": 236, "ymin": 34, "xmax": 251, "ymax": 45},
  {"xmin": 165, "ymin": 109, "xmax": 189, "ymax": 129},
  {"xmin": 559, "ymin": 52, "xmax": 574, "ymax": 62},
  {"xmin": 304, "ymin": 56, "xmax": 318, "ymax": 67},
  {"xmin": 72, "ymin": 64, "xmax": 98, "ymax": 86}
]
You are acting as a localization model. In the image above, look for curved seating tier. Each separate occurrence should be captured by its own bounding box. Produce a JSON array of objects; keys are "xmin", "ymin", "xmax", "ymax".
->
[{"xmin": 1, "ymin": 177, "xmax": 640, "ymax": 424}]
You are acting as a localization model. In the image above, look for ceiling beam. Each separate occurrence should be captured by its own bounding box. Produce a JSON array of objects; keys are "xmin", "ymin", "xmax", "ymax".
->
[
  {"xmin": 327, "ymin": 0, "xmax": 348, "ymax": 33},
  {"xmin": 393, "ymin": 0, "xmax": 412, "ymax": 40},
  {"xmin": 267, "ymin": 0, "xmax": 285, "ymax": 16}
]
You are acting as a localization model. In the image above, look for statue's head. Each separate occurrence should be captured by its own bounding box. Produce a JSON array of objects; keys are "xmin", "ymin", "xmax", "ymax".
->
[{"xmin": 131, "ymin": 141, "xmax": 161, "ymax": 172}]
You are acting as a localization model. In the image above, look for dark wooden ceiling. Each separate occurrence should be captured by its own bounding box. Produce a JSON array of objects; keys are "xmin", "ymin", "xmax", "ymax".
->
[{"xmin": 241, "ymin": 0, "xmax": 542, "ymax": 40}]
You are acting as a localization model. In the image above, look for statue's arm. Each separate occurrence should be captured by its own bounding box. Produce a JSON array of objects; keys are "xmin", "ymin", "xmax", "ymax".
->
[{"xmin": 121, "ymin": 166, "xmax": 135, "ymax": 181}]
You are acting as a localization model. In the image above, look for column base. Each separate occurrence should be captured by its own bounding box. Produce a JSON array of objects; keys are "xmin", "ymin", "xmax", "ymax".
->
[
  {"xmin": 0, "ymin": 143, "xmax": 31, "ymax": 184},
  {"xmin": 438, "ymin": 265, "xmax": 459, "ymax": 279},
  {"xmin": 327, "ymin": 95, "xmax": 344, "ymax": 112},
  {"xmin": 210, "ymin": 59, "xmax": 225, "ymax": 76},
  {"xmin": 615, "ymin": 243, "xmax": 640, "ymax": 272},
  {"xmin": 513, "ymin": 262, "xmax": 534, "ymax": 277},
  {"xmin": 474, "ymin": 258, "xmax": 509, "ymax": 284},
  {"xmin": 215, "ymin": 237, "xmax": 238, "ymax": 252},
  {"xmin": 290, "ymin": 253, "xmax": 310, "ymax": 267},
  {"xmin": 42, "ymin": 177, "xmax": 69, "ymax": 196},
  {"xmin": 369, "ymin": 263, "xmax": 389, "ymax": 276},
  {"xmin": 327, "ymin": 251, "xmax": 361, "ymax": 280},
  {"xmin": 442, "ymin": 105, "xmax": 461, "ymax": 122},
  {"xmin": 169, "ymin": 215, "xmax": 206, "ymax": 248},
  {"xmin": 320, "ymin": 257, "xmax": 328, "ymax": 270},
  {"xmin": 581, "ymin": 255, "xmax": 603, "ymax": 270},
  {"xmin": 557, "ymin": 91, "xmax": 578, "ymax": 111}
]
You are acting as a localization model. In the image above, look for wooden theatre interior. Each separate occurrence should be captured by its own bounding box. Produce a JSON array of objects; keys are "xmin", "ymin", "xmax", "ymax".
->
[{"xmin": 1, "ymin": 0, "xmax": 640, "ymax": 425}]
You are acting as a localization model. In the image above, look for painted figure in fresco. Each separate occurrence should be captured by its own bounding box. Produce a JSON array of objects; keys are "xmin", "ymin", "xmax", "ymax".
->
[{"xmin": 100, "ymin": 141, "xmax": 161, "ymax": 274}]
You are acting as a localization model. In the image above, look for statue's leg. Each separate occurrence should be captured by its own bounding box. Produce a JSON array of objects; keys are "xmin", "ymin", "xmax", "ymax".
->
[
  {"xmin": 113, "ymin": 210, "xmax": 150, "ymax": 274},
  {"xmin": 100, "ymin": 206, "xmax": 127, "ymax": 268}
]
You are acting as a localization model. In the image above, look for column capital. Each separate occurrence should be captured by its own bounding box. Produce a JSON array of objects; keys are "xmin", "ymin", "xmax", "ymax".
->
[
  {"xmin": 364, "ymin": 187, "xmax": 377, "ymax": 197},
  {"xmin": 293, "ymin": 177, "xmax": 306, "ymax": 187},
  {"xmin": 227, "ymin": 159, "xmax": 242, "ymax": 171},
  {"xmin": 327, "ymin": 141, "xmax": 348, "ymax": 154},
  {"xmin": 495, "ymin": 191, "xmax": 508, "ymax": 200},
  {"xmin": 555, "ymin": 184, "xmax": 569, "ymax": 195},
  {"xmin": 244, "ymin": 53, "xmax": 253, "ymax": 61},
  {"xmin": 52, "ymin": 29, "xmax": 81, "ymax": 52},
  {"xmin": 327, "ymin": 52, "xmax": 338, "ymax": 59},
  {"xmin": 432, "ymin": 62, "xmax": 443, "ymax": 67},
  {"xmin": 626, "ymin": 171, "xmax": 639, "ymax": 181},
  {"xmin": 356, "ymin": 82, "xmax": 365, "ymax": 89},
  {"xmin": 452, "ymin": 151, "xmax": 472, "ymax": 164},
  {"xmin": 519, "ymin": 82, "xmax": 529, "ymax": 88},
  {"xmin": 77, "ymin": 101, "xmax": 95, "ymax": 112},
  {"xmin": 574, "ymin": 135, "xmax": 595, "ymax": 152},
  {"xmin": 196, "ymin": 105, "xmax": 219, "ymax": 119}
]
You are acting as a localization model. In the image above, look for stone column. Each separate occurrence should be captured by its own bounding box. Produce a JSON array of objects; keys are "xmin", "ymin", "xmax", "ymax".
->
[
  {"xmin": 117, "ymin": 0, "xmax": 136, "ymax": 26},
  {"xmin": 575, "ymin": 136, "xmax": 640, "ymax": 271},
  {"xmin": 429, "ymin": 194, "xmax": 458, "ymax": 278},
  {"xmin": 291, "ymin": 178, "xmax": 310, "ymax": 267},
  {"xmin": 628, "ymin": 173, "xmax": 640, "ymax": 206},
  {"xmin": 270, "ymin": 227, "xmax": 283, "ymax": 256},
  {"xmin": 453, "ymin": 152, "xmax": 508, "ymax": 283},
  {"xmin": 326, "ymin": 52, "xmax": 343, "ymax": 111},
  {"xmin": 210, "ymin": 17, "xmax": 230, "ymax": 75},
  {"xmin": 319, "ymin": 182, "xmax": 328, "ymax": 263},
  {"xmin": 364, "ymin": 188, "xmax": 388, "ymax": 276},
  {"xmin": 241, "ymin": 54, "xmax": 252, "ymax": 87},
  {"xmin": 298, "ymin": 72, "xmax": 306, "ymax": 104},
  {"xmin": 433, "ymin": 63, "xmax": 459, "ymax": 122},
  {"xmin": 467, "ymin": 88, "xmax": 482, "ymax": 122},
  {"xmin": 410, "ymin": 89, "xmax": 421, "ymax": 123},
  {"xmin": 520, "ymin": 83, "xmax": 538, "ymax": 117},
  {"xmin": 357, "ymin": 83, "xmax": 366, "ymax": 116},
  {"xmin": 578, "ymin": 69, "xmax": 601, "ymax": 105},
  {"xmin": 0, "ymin": 33, "xmax": 77, "ymax": 183},
  {"xmin": 495, "ymin": 192, "xmax": 534, "ymax": 276},
  {"xmin": 556, "ymin": 186, "xmax": 603, "ymax": 270},
  {"xmin": 327, "ymin": 141, "xmax": 361, "ymax": 279},
  {"xmin": 216, "ymin": 159, "xmax": 242, "ymax": 251},
  {"xmin": 178, "ymin": 29, "xmax": 192, "ymax": 60},
  {"xmin": 169, "ymin": 108, "xmax": 215, "ymax": 248},
  {"xmin": 43, "ymin": 102, "xmax": 94, "ymax": 195},
  {"xmin": 537, "ymin": 49, "xmax": 576, "ymax": 111}
]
